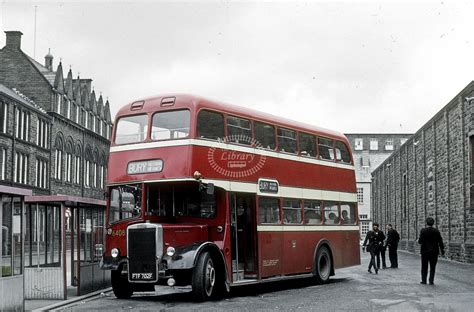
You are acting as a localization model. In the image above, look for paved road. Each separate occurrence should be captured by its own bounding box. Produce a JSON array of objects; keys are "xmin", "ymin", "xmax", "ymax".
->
[{"xmin": 58, "ymin": 251, "xmax": 474, "ymax": 311}]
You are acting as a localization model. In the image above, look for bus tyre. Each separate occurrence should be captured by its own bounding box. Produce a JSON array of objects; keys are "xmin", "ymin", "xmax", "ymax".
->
[
  {"xmin": 111, "ymin": 269, "xmax": 133, "ymax": 299},
  {"xmin": 314, "ymin": 246, "xmax": 332, "ymax": 284},
  {"xmin": 192, "ymin": 251, "xmax": 217, "ymax": 301}
]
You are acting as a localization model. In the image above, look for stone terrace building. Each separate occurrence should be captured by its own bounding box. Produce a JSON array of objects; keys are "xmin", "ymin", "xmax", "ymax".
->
[
  {"xmin": 345, "ymin": 134, "xmax": 412, "ymax": 241},
  {"xmin": 371, "ymin": 81, "xmax": 474, "ymax": 263},
  {"xmin": 0, "ymin": 30, "xmax": 113, "ymax": 300}
]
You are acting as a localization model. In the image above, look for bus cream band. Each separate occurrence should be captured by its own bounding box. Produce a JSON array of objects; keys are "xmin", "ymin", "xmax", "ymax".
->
[
  {"xmin": 110, "ymin": 178, "xmax": 357, "ymax": 203},
  {"xmin": 257, "ymin": 225, "xmax": 360, "ymax": 232},
  {"xmin": 109, "ymin": 139, "xmax": 355, "ymax": 171}
]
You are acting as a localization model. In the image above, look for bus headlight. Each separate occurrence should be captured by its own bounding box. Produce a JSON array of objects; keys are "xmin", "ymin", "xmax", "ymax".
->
[
  {"xmin": 166, "ymin": 246, "xmax": 176, "ymax": 257},
  {"xmin": 111, "ymin": 248, "xmax": 120, "ymax": 258}
]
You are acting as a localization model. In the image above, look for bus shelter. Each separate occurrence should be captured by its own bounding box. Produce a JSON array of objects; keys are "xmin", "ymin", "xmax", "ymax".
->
[
  {"xmin": 23, "ymin": 195, "xmax": 110, "ymax": 300},
  {"xmin": 0, "ymin": 185, "xmax": 32, "ymax": 311}
]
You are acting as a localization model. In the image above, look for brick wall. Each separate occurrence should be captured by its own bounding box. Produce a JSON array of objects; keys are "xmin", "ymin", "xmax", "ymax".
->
[{"xmin": 372, "ymin": 81, "xmax": 474, "ymax": 263}]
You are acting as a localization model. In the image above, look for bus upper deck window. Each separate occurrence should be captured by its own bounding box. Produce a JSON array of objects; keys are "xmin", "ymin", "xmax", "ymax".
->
[
  {"xmin": 197, "ymin": 110, "xmax": 225, "ymax": 141},
  {"xmin": 277, "ymin": 128, "xmax": 297, "ymax": 154},
  {"xmin": 299, "ymin": 132, "xmax": 316, "ymax": 157},
  {"xmin": 318, "ymin": 137, "xmax": 335, "ymax": 161},
  {"xmin": 151, "ymin": 110, "xmax": 190, "ymax": 140},
  {"xmin": 335, "ymin": 141, "xmax": 351, "ymax": 164},
  {"xmin": 227, "ymin": 115, "xmax": 252, "ymax": 145},
  {"xmin": 254, "ymin": 121, "xmax": 276, "ymax": 150},
  {"xmin": 115, "ymin": 114, "xmax": 148, "ymax": 144}
]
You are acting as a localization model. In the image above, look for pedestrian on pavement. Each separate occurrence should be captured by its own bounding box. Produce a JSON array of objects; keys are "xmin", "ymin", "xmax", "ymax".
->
[
  {"xmin": 418, "ymin": 217, "xmax": 445, "ymax": 285},
  {"xmin": 378, "ymin": 228, "xmax": 388, "ymax": 269},
  {"xmin": 386, "ymin": 223, "xmax": 400, "ymax": 268},
  {"xmin": 362, "ymin": 222, "xmax": 385, "ymax": 274}
]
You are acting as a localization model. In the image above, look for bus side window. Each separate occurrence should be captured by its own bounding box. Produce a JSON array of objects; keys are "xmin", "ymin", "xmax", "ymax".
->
[
  {"xmin": 227, "ymin": 115, "xmax": 252, "ymax": 145},
  {"xmin": 283, "ymin": 198, "xmax": 302, "ymax": 224},
  {"xmin": 323, "ymin": 201, "xmax": 340, "ymax": 225},
  {"xmin": 335, "ymin": 141, "xmax": 352, "ymax": 164},
  {"xmin": 299, "ymin": 132, "xmax": 316, "ymax": 157},
  {"xmin": 254, "ymin": 121, "xmax": 276, "ymax": 150},
  {"xmin": 258, "ymin": 197, "xmax": 280, "ymax": 224},
  {"xmin": 197, "ymin": 110, "xmax": 225, "ymax": 141},
  {"xmin": 303, "ymin": 200, "xmax": 322, "ymax": 224},
  {"xmin": 277, "ymin": 127, "xmax": 297, "ymax": 154},
  {"xmin": 318, "ymin": 137, "xmax": 335, "ymax": 161},
  {"xmin": 340, "ymin": 203, "xmax": 356, "ymax": 225}
]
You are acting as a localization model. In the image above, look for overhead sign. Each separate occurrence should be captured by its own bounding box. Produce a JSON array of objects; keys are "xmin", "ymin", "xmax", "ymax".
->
[{"xmin": 127, "ymin": 159, "xmax": 163, "ymax": 175}]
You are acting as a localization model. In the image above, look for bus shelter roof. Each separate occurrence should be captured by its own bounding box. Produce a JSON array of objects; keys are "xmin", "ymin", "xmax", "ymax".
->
[
  {"xmin": 25, "ymin": 195, "xmax": 106, "ymax": 207},
  {"xmin": 0, "ymin": 184, "xmax": 33, "ymax": 196}
]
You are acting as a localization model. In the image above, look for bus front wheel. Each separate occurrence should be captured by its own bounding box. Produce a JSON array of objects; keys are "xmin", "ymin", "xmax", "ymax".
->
[
  {"xmin": 111, "ymin": 268, "xmax": 133, "ymax": 299},
  {"xmin": 314, "ymin": 246, "xmax": 332, "ymax": 284},
  {"xmin": 192, "ymin": 251, "xmax": 217, "ymax": 301}
]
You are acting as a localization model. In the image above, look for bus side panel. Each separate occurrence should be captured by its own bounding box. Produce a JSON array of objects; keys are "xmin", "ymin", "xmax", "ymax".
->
[
  {"xmin": 258, "ymin": 231, "xmax": 282, "ymax": 278},
  {"xmin": 282, "ymin": 231, "xmax": 308, "ymax": 275}
]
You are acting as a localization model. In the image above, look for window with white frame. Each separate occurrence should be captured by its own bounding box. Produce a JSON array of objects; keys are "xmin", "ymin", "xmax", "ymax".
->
[
  {"xmin": 359, "ymin": 214, "xmax": 368, "ymax": 219},
  {"xmin": 1, "ymin": 101, "xmax": 7, "ymax": 133},
  {"xmin": 361, "ymin": 221, "xmax": 370, "ymax": 237},
  {"xmin": 385, "ymin": 138, "xmax": 394, "ymax": 151},
  {"xmin": 0, "ymin": 146, "xmax": 6, "ymax": 180},
  {"xmin": 14, "ymin": 151, "xmax": 29, "ymax": 184},
  {"xmin": 36, "ymin": 118, "xmax": 49, "ymax": 149},
  {"xmin": 357, "ymin": 187, "xmax": 364, "ymax": 204},
  {"xmin": 100, "ymin": 165, "xmax": 105, "ymax": 188},
  {"xmin": 66, "ymin": 152, "xmax": 72, "ymax": 182},
  {"xmin": 99, "ymin": 121, "xmax": 103, "ymax": 137},
  {"xmin": 91, "ymin": 113, "xmax": 95, "ymax": 132},
  {"xmin": 56, "ymin": 94, "xmax": 62, "ymax": 114},
  {"xmin": 55, "ymin": 149, "xmax": 63, "ymax": 180},
  {"xmin": 106, "ymin": 124, "xmax": 111, "ymax": 140},
  {"xmin": 84, "ymin": 160, "xmax": 90, "ymax": 187},
  {"xmin": 74, "ymin": 155, "xmax": 81, "ymax": 184},
  {"xmin": 354, "ymin": 138, "xmax": 363, "ymax": 150},
  {"xmin": 75, "ymin": 105, "xmax": 80, "ymax": 123},
  {"xmin": 15, "ymin": 107, "xmax": 30, "ymax": 141},
  {"xmin": 84, "ymin": 111, "xmax": 89, "ymax": 129},
  {"xmin": 35, "ymin": 158, "xmax": 48, "ymax": 188},
  {"xmin": 370, "ymin": 138, "xmax": 378, "ymax": 150},
  {"xmin": 66, "ymin": 100, "xmax": 71, "ymax": 119},
  {"xmin": 93, "ymin": 162, "xmax": 97, "ymax": 187}
]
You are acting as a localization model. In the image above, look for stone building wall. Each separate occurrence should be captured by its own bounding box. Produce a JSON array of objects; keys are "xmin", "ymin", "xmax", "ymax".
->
[{"xmin": 372, "ymin": 81, "xmax": 474, "ymax": 263}]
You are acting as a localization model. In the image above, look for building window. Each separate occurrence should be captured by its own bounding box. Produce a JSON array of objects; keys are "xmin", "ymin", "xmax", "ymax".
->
[
  {"xmin": 13, "ymin": 151, "xmax": 29, "ymax": 184},
  {"xmin": 370, "ymin": 138, "xmax": 378, "ymax": 150},
  {"xmin": 84, "ymin": 160, "xmax": 90, "ymax": 187},
  {"xmin": 0, "ymin": 147, "xmax": 6, "ymax": 180},
  {"xmin": 385, "ymin": 138, "xmax": 394, "ymax": 151},
  {"xmin": 99, "ymin": 120, "xmax": 103, "ymax": 137},
  {"xmin": 66, "ymin": 152, "xmax": 72, "ymax": 183},
  {"xmin": 56, "ymin": 94, "xmax": 62, "ymax": 114},
  {"xmin": 74, "ymin": 155, "xmax": 81, "ymax": 184},
  {"xmin": 55, "ymin": 149, "xmax": 63, "ymax": 180},
  {"xmin": 92, "ymin": 115, "xmax": 96, "ymax": 132},
  {"xmin": 361, "ymin": 221, "xmax": 370, "ymax": 237},
  {"xmin": 36, "ymin": 118, "xmax": 49, "ymax": 149},
  {"xmin": 359, "ymin": 214, "xmax": 368, "ymax": 220},
  {"xmin": 354, "ymin": 138, "xmax": 363, "ymax": 150},
  {"xmin": 357, "ymin": 187, "xmax": 364, "ymax": 204},
  {"xmin": 15, "ymin": 107, "xmax": 30, "ymax": 141},
  {"xmin": 35, "ymin": 158, "xmax": 48, "ymax": 188},
  {"xmin": 92, "ymin": 162, "xmax": 97, "ymax": 188},
  {"xmin": 100, "ymin": 165, "xmax": 105, "ymax": 189},
  {"xmin": 66, "ymin": 100, "xmax": 71, "ymax": 119},
  {"xmin": 75, "ymin": 105, "xmax": 80, "ymax": 124},
  {"xmin": 0, "ymin": 101, "xmax": 7, "ymax": 133},
  {"xmin": 84, "ymin": 111, "xmax": 89, "ymax": 129}
]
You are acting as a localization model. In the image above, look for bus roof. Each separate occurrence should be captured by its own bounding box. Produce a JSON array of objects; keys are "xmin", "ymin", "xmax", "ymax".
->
[{"xmin": 116, "ymin": 94, "xmax": 348, "ymax": 142}]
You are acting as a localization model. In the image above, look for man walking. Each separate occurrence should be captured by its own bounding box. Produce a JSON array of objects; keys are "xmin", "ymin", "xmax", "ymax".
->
[
  {"xmin": 418, "ymin": 217, "xmax": 445, "ymax": 285},
  {"xmin": 386, "ymin": 224, "xmax": 400, "ymax": 268},
  {"xmin": 363, "ymin": 222, "xmax": 385, "ymax": 274}
]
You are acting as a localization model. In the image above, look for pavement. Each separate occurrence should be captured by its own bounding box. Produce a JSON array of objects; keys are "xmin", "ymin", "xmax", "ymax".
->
[{"xmin": 28, "ymin": 250, "xmax": 474, "ymax": 311}]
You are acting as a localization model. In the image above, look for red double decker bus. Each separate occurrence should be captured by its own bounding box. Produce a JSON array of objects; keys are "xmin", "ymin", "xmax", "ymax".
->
[{"xmin": 101, "ymin": 94, "xmax": 360, "ymax": 301}]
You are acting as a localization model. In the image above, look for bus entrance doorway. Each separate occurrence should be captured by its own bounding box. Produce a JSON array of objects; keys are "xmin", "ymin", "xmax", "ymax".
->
[{"xmin": 230, "ymin": 193, "xmax": 257, "ymax": 281}]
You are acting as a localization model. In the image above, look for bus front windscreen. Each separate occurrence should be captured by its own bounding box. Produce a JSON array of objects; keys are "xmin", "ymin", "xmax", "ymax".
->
[
  {"xmin": 115, "ymin": 114, "xmax": 148, "ymax": 144},
  {"xmin": 108, "ymin": 184, "xmax": 142, "ymax": 224}
]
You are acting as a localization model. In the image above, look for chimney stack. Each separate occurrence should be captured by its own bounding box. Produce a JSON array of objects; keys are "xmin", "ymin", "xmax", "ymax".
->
[{"xmin": 4, "ymin": 31, "xmax": 23, "ymax": 49}]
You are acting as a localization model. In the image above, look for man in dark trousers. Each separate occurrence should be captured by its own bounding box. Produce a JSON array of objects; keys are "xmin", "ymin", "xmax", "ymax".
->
[
  {"xmin": 418, "ymin": 217, "xmax": 445, "ymax": 285},
  {"xmin": 362, "ymin": 222, "xmax": 385, "ymax": 274},
  {"xmin": 386, "ymin": 223, "xmax": 400, "ymax": 268}
]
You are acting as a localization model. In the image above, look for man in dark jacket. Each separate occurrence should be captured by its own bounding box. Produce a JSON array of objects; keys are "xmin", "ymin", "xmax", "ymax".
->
[
  {"xmin": 386, "ymin": 224, "xmax": 400, "ymax": 268},
  {"xmin": 418, "ymin": 217, "xmax": 445, "ymax": 285},
  {"xmin": 362, "ymin": 222, "xmax": 385, "ymax": 274}
]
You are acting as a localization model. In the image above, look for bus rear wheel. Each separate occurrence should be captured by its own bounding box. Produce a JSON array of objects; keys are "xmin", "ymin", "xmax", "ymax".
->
[
  {"xmin": 314, "ymin": 246, "xmax": 332, "ymax": 284},
  {"xmin": 192, "ymin": 251, "xmax": 218, "ymax": 301},
  {"xmin": 111, "ymin": 268, "xmax": 133, "ymax": 299}
]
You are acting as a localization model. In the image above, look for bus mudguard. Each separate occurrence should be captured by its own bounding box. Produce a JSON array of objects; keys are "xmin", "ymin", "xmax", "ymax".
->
[{"xmin": 313, "ymin": 238, "xmax": 335, "ymax": 276}]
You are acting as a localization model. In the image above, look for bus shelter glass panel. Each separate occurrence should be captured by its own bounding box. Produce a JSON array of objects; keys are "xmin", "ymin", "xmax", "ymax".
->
[
  {"xmin": 24, "ymin": 205, "xmax": 62, "ymax": 268},
  {"xmin": 2, "ymin": 196, "xmax": 23, "ymax": 277}
]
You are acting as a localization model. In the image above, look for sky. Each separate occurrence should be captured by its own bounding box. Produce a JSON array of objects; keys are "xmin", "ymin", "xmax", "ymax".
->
[{"xmin": 1, "ymin": 0, "xmax": 474, "ymax": 134}]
